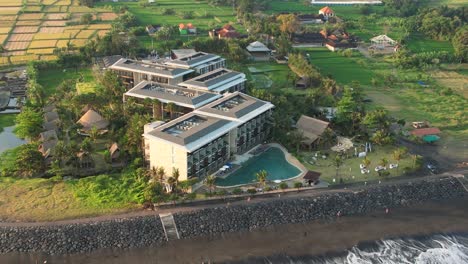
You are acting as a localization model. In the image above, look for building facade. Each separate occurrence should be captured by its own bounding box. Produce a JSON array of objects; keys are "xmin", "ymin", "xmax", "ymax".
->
[{"xmin": 143, "ymin": 92, "xmax": 274, "ymax": 181}]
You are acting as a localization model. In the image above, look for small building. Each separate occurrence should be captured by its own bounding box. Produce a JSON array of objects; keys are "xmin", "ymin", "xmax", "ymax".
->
[
  {"xmin": 179, "ymin": 23, "xmax": 197, "ymax": 35},
  {"xmin": 38, "ymin": 139, "xmax": 58, "ymax": 159},
  {"xmin": 369, "ymin": 35, "xmax": 399, "ymax": 53},
  {"xmin": 76, "ymin": 151, "xmax": 94, "ymax": 169},
  {"xmin": 39, "ymin": 130, "xmax": 58, "ymax": 142},
  {"xmin": 44, "ymin": 111, "xmax": 59, "ymax": 123},
  {"xmin": 109, "ymin": 142, "xmax": 120, "ymax": 162},
  {"xmin": 318, "ymin": 6, "xmax": 335, "ymax": 19},
  {"xmin": 246, "ymin": 41, "xmax": 271, "ymax": 62},
  {"xmin": 321, "ymin": 29, "xmax": 358, "ymax": 51},
  {"xmin": 146, "ymin": 25, "xmax": 159, "ymax": 35},
  {"xmin": 209, "ymin": 24, "xmax": 241, "ymax": 39},
  {"xmin": 297, "ymin": 14, "xmax": 325, "ymax": 24},
  {"xmin": 77, "ymin": 109, "xmax": 109, "ymax": 135},
  {"xmin": 296, "ymin": 115, "xmax": 331, "ymax": 149},
  {"xmin": 292, "ymin": 32, "xmax": 325, "ymax": 48}
]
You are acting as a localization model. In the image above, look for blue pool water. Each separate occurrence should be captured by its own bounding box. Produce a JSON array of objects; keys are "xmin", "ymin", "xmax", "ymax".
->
[{"xmin": 216, "ymin": 147, "xmax": 302, "ymax": 187}]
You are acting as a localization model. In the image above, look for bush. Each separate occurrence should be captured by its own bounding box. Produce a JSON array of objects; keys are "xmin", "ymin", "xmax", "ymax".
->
[
  {"xmin": 162, "ymin": 8, "xmax": 175, "ymax": 15},
  {"xmin": 185, "ymin": 192, "xmax": 196, "ymax": 201},
  {"xmin": 204, "ymin": 192, "xmax": 214, "ymax": 198},
  {"xmin": 247, "ymin": 188, "xmax": 257, "ymax": 194},
  {"xmin": 293, "ymin": 182, "xmax": 303, "ymax": 189},
  {"xmin": 279, "ymin": 182, "xmax": 288, "ymax": 190},
  {"xmin": 217, "ymin": 190, "xmax": 227, "ymax": 196},
  {"xmin": 232, "ymin": 188, "xmax": 242, "ymax": 195},
  {"xmin": 264, "ymin": 186, "xmax": 272, "ymax": 192},
  {"xmin": 180, "ymin": 11, "xmax": 193, "ymax": 19}
]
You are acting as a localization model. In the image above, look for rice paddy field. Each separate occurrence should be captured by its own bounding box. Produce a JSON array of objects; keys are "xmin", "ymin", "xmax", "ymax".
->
[
  {"xmin": 0, "ymin": 0, "xmax": 118, "ymax": 67},
  {"xmin": 95, "ymin": 0, "xmax": 240, "ymax": 32}
]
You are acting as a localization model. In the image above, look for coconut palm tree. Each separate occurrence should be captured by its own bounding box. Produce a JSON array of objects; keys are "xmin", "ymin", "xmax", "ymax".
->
[
  {"xmin": 362, "ymin": 156, "xmax": 371, "ymax": 168},
  {"xmin": 156, "ymin": 167, "xmax": 166, "ymax": 183},
  {"xmin": 172, "ymin": 168, "xmax": 180, "ymax": 191},
  {"xmin": 88, "ymin": 126, "xmax": 100, "ymax": 143},
  {"xmin": 165, "ymin": 102, "xmax": 176, "ymax": 119},
  {"xmin": 334, "ymin": 155, "xmax": 344, "ymax": 178},
  {"xmin": 379, "ymin": 158, "xmax": 389, "ymax": 168},
  {"xmin": 392, "ymin": 149, "xmax": 402, "ymax": 173},
  {"xmin": 205, "ymin": 175, "xmax": 216, "ymax": 194},
  {"xmin": 152, "ymin": 99, "xmax": 162, "ymax": 120},
  {"xmin": 167, "ymin": 176, "xmax": 177, "ymax": 193},
  {"xmin": 256, "ymin": 169, "xmax": 268, "ymax": 188}
]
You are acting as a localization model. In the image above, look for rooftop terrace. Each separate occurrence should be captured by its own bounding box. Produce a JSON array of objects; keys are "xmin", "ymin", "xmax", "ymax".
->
[{"xmin": 110, "ymin": 58, "xmax": 193, "ymax": 78}]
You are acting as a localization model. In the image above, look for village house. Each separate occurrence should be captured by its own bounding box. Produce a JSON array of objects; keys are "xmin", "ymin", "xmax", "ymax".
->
[
  {"xmin": 179, "ymin": 23, "xmax": 197, "ymax": 35},
  {"xmin": 318, "ymin": 6, "xmax": 335, "ymax": 20},
  {"xmin": 321, "ymin": 28, "xmax": 358, "ymax": 51},
  {"xmin": 209, "ymin": 24, "xmax": 241, "ymax": 39},
  {"xmin": 246, "ymin": 41, "xmax": 271, "ymax": 61},
  {"xmin": 297, "ymin": 14, "xmax": 325, "ymax": 24},
  {"xmin": 109, "ymin": 143, "xmax": 121, "ymax": 162},
  {"xmin": 369, "ymin": 34, "xmax": 400, "ymax": 53},
  {"xmin": 143, "ymin": 92, "xmax": 274, "ymax": 181}
]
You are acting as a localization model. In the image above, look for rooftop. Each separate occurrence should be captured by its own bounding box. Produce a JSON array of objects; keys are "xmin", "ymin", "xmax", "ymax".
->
[
  {"xmin": 179, "ymin": 68, "xmax": 245, "ymax": 91},
  {"xmin": 246, "ymin": 41, "xmax": 271, "ymax": 52},
  {"xmin": 195, "ymin": 92, "xmax": 274, "ymax": 121},
  {"xmin": 165, "ymin": 52, "xmax": 221, "ymax": 68},
  {"xmin": 411, "ymin": 127, "xmax": 441, "ymax": 137},
  {"xmin": 109, "ymin": 58, "xmax": 193, "ymax": 78},
  {"xmin": 146, "ymin": 112, "xmax": 236, "ymax": 151},
  {"xmin": 125, "ymin": 81, "xmax": 221, "ymax": 108}
]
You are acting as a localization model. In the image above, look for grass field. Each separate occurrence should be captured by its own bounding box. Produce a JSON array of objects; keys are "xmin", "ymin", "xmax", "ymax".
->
[
  {"xmin": 303, "ymin": 48, "xmax": 375, "ymax": 85},
  {"xmin": 300, "ymin": 145, "xmax": 414, "ymax": 185},
  {"xmin": 406, "ymin": 34, "xmax": 454, "ymax": 53},
  {"xmin": 96, "ymin": 0, "xmax": 239, "ymax": 31},
  {"xmin": 37, "ymin": 67, "xmax": 94, "ymax": 96},
  {"xmin": 0, "ymin": 174, "xmax": 142, "ymax": 222},
  {"xmin": 0, "ymin": 113, "xmax": 16, "ymax": 133}
]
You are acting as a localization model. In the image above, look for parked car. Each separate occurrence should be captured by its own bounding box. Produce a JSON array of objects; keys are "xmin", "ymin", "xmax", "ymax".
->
[{"xmin": 426, "ymin": 163, "xmax": 438, "ymax": 174}]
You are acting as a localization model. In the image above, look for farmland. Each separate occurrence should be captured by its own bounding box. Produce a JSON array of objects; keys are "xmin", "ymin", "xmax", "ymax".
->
[{"xmin": 0, "ymin": 0, "xmax": 118, "ymax": 66}]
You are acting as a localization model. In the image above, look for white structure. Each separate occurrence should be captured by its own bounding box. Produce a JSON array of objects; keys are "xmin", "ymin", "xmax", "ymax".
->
[
  {"xmin": 370, "ymin": 35, "xmax": 397, "ymax": 48},
  {"xmin": 143, "ymin": 92, "xmax": 274, "ymax": 181}
]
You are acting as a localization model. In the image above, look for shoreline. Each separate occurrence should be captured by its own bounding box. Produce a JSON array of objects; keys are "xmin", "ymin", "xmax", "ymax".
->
[{"xmin": 2, "ymin": 197, "xmax": 468, "ymax": 263}]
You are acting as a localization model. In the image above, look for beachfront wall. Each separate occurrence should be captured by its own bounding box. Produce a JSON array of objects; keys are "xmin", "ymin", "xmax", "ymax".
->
[{"xmin": 0, "ymin": 176, "xmax": 465, "ymax": 255}]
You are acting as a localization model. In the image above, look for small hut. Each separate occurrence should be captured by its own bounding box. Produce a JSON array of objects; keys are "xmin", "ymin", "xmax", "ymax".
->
[
  {"xmin": 246, "ymin": 41, "xmax": 271, "ymax": 61},
  {"xmin": 39, "ymin": 130, "xmax": 58, "ymax": 142},
  {"xmin": 296, "ymin": 115, "xmax": 331, "ymax": 149},
  {"xmin": 109, "ymin": 142, "xmax": 120, "ymax": 162},
  {"xmin": 77, "ymin": 109, "xmax": 109, "ymax": 135}
]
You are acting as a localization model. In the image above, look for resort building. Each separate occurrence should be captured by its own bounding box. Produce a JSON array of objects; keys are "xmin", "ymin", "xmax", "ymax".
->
[
  {"xmin": 179, "ymin": 68, "xmax": 247, "ymax": 94},
  {"xmin": 109, "ymin": 58, "xmax": 194, "ymax": 88},
  {"xmin": 123, "ymin": 81, "xmax": 222, "ymax": 115},
  {"xmin": 143, "ymin": 92, "xmax": 274, "ymax": 181},
  {"xmin": 246, "ymin": 41, "xmax": 272, "ymax": 61},
  {"xmin": 165, "ymin": 52, "xmax": 226, "ymax": 75}
]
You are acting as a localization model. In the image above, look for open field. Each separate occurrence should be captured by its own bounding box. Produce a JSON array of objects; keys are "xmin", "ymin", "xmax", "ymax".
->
[
  {"xmin": 37, "ymin": 67, "xmax": 94, "ymax": 96},
  {"xmin": 0, "ymin": 0, "xmax": 117, "ymax": 66},
  {"xmin": 96, "ymin": 0, "xmax": 240, "ymax": 32}
]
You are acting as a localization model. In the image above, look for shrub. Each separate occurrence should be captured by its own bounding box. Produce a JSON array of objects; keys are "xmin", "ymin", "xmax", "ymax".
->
[
  {"xmin": 185, "ymin": 192, "xmax": 196, "ymax": 201},
  {"xmin": 279, "ymin": 182, "xmax": 288, "ymax": 190},
  {"xmin": 264, "ymin": 186, "xmax": 272, "ymax": 192},
  {"xmin": 180, "ymin": 11, "xmax": 194, "ymax": 19},
  {"xmin": 232, "ymin": 188, "xmax": 243, "ymax": 195},
  {"xmin": 162, "ymin": 8, "xmax": 175, "ymax": 15},
  {"xmin": 293, "ymin": 182, "xmax": 303, "ymax": 189},
  {"xmin": 247, "ymin": 188, "xmax": 257, "ymax": 194},
  {"xmin": 217, "ymin": 190, "xmax": 227, "ymax": 196}
]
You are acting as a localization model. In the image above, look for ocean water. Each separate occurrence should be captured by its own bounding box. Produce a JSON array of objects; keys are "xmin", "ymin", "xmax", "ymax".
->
[{"xmin": 238, "ymin": 233, "xmax": 468, "ymax": 264}]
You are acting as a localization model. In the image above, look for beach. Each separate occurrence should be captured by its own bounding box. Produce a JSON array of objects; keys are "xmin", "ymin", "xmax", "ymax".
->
[{"xmin": 1, "ymin": 196, "xmax": 467, "ymax": 263}]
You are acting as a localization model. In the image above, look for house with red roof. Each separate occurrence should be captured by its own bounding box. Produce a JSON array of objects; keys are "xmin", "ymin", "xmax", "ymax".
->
[
  {"xmin": 209, "ymin": 24, "xmax": 240, "ymax": 39},
  {"xmin": 179, "ymin": 23, "xmax": 197, "ymax": 35},
  {"xmin": 319, "ymin": 6, "xmax": 335, "ymax": 20},
  {"xmin": 411, "ymin": 127, "xmax": 441, "ymax": 137}
]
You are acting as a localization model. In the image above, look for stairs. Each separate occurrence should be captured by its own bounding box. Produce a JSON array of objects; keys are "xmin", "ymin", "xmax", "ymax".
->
[
  {"xmin": 159, "ymin": 213, "xmax": 180, "ymax": 241},
  {"xmin": 452, "ymin": 174, "xmax": 468, "ymax": 193}
]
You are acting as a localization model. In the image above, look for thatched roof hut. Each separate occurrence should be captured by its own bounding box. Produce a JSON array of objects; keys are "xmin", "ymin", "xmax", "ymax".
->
[{"xmin": 77, "ymin": 109, "xmax": 109, "ymax": 133}]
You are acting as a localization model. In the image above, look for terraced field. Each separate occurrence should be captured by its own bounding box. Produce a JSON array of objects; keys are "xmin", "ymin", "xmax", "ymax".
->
[{"xmin": 0, "ymin": 0, "xmax": 117, "ymax": 67}]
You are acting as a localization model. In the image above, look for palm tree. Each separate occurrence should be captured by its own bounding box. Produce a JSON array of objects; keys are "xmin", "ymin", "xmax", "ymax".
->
[
  {"xmin": 172, "ymin": 168, "xmax": 180, "ymax": 191},
  {"xmin": 167, "ymin": 176, "xmax": 177, "ymax": 193},
  {"xmin": 152, "ymin": 99, "xmax": 162, "ymax": 120},
  {"xmin": 166, "ymin": 102, "xmax": 176, "ymax": 119},
  {"xmin": 392, "ymin": 149, "xmax": 402, "ymax": 173},
  {"xmin": 379, "ymin": 158, "xmax": 389, "ymax": 168},
  {"xmin": 362, "ymin": 156, "xmax": 371, "ymax": 168},
  {"xmin": 334, "ymin": 155, "xmax": 344, "ymax": 178},
  {"xmin": 256, "ymin": 170, "xmax": 268, "ymax": 188},
  {"xmin": 88, "ymin": 126, "xmax": 100, "ymax": 143},
  {"xmin": 156, "ymin": 167, "xmax": 166, "ymax": 182},
  {"xmin": 205, "ymin": 175, "xmax": 216, "ymax": 194},
  {"xmin": 411, "ymin": 154, "xmax": 421, "ymax": 169}
]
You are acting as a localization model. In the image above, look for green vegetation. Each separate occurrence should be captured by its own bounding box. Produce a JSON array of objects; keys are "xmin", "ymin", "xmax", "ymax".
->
[
  {"xmin": 0, "ymin": 114, "xmax": 16, "ymax": 133},
  {"xmin": 37, "ymin": 67, "xmax": 94, "ymax": 96}
]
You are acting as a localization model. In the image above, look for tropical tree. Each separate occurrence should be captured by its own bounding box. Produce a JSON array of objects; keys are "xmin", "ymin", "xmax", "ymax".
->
[
  {"xmin": 255, "ymin": 169, "xmax": 268, "ymax": 188},
  {"xmin": 276, "ymin": 14, "xmax": 299, "ymax": 39},
  {"xmin": 165, "ymin": 102, "xmax": 176, "ymax": 119},
  {"xmin": 13, "ymin": 144, "xmax": 45, "ymax": 178},
  {"xmin": 14, "ymin": 107, "xmax": 43, "ymax": 140},
  {"xmin": 453, "ymin": 25, "xmax": 468, "ymax": 62},
  {"xmin": 80, "ymin": 137, "xmax": 93, "ymax": 153},
  {"xmin": 167, "ymin": 177, "xmax": 177, "ymax": 193},
  {"xmin": 379, "ymin": 158, "xmax": 389, "ymax": 168},
  {"xmin": 334, "ymin": 155, "xmax": 344, "ymax": 178},
  {"xmin": 157, "ymin": 167, "xmax": 166, "ymax": 182},
  {"xmin": 88, "ymin": 126, "xmax": 100, "ymax": 143},
  {"xmin": 362, "ymin": 156, "xmax": 371, "ymax": 168},
  {"xmin": 204, "ymin": 175, "xmax": 216, "ymax": 194},
  {"xmin": 172, "ymin": 168, "xmax": 180, "ymax": 190},
  {"xmin": 153, "ymin": 99, "xmax": 163, "ymax": 120},
  {"xmin": 392, "ymin": 149, "xmax": 403, "ymax": 172}
]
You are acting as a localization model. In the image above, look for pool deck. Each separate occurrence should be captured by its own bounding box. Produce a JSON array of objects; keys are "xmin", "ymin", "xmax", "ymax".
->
[{"xmin": 215, "ymin": 143, "xmax": 307, "ymax": 189}]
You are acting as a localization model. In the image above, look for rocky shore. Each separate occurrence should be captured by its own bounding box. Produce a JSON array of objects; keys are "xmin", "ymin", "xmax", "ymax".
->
[{"xmin": 0, "ymin": 177, "xmax": 465, "ymax": 255}]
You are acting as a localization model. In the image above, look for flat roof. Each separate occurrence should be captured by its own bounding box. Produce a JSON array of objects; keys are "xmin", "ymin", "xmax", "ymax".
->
[
  {"xmin": 125, "ymin": 81, "xmax": 221, "ymax": 109},
  {"xmin": 145, "ymin": 112, "xmax": 236, "ymax": 152},
  {"xmin": 195, "ymin": 92, "xmax": 274, "ymax": 121},
  {"xmin": 109, "ymin": 58, "xmax": 193, "ymax": 78},
  {"xmin": 179, "ymin": 68, "xmax": 245, "ymax": 90},
  {"xmin": 165, "ymin": 52, "xmax": 221, "ymax": 68}
]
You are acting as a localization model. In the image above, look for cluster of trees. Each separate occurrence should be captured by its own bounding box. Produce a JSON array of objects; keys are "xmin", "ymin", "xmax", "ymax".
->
[
  {"xmin": 288, "ymin": 53, "xmax": 322, "ymax": 87},
  {"xmin": 143, "ymin": 167, "xmax": 197, "ymax": 203},
  {"xmin": 393, "ymin": 49, "xmax": 455, "ymax": 69}
]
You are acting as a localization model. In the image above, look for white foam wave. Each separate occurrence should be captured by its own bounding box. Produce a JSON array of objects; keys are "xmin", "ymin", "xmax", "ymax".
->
[{"xmin": 315, "ymin": 234, "xmax": 468, "ymax": 264}]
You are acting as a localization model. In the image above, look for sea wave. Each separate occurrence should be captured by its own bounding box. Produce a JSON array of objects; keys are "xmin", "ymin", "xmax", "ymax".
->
[{"xmin": 309, "ymin": 233, "xmax": 468, "ymax": 264}]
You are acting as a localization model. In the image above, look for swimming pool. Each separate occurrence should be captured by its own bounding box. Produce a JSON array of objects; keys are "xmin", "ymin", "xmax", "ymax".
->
[{"xmin": 216, "ymin": 146, "xmax": 302, "ymax": 187}]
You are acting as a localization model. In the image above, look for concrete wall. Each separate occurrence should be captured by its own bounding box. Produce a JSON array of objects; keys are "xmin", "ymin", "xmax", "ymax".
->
[{"xmin": 148, "ymin": 138, "xmax": 188, "ymax": 180}]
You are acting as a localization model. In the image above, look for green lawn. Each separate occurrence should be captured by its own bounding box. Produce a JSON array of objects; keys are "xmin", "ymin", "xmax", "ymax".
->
[
  {"xmin": 37, "ymin": 67, "xmax": 94, "ymax": 97},
  {"xmin": 96, "ymin": 0, "xmax": 238, "ymax": 30},
  {"xmin": 0, "ymin": 114, "xmax": 16, "ymax": 133},
  {"xmin": 0, "ymin": 171, "xmax": 145, "ymax": 222},
  {"xmin": 300, "ymin": 145, "xmax": 414, "ymax": 185},
  {"xmin": 302, "ymin": 48, "xmax": 375, "ymax": 85}
]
